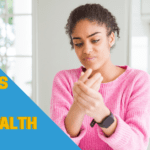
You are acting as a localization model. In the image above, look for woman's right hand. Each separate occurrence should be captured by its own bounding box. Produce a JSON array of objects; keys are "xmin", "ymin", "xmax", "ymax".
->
[
  {"xmin": 79, "ymin": 69, "xmax": 103, "ymax": 92},
  {"xmin": 73, "ymin": 68, "xmax": 103, "ymax": 104},
  {"xmin": 66, "ymin": 68, "xmax": 103, "ymax": 137},
  {"xmin": 73, "ymin": 68, "xmax": 103, "ymax": 95}
]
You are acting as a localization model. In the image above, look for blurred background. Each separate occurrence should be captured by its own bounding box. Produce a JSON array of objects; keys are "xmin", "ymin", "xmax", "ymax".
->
[
  {"xmin": 0, "ymin": 0, "xmax": 150, "ymax": 148},
  {"xmin": 0, "ymin": 0, "xmax": 32, "ymax": 98}
]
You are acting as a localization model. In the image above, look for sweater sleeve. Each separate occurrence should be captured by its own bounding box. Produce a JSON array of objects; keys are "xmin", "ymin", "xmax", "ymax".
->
[
  {"xmin": 50, "ymin": 71, "xmax": 87, "ymax": 146},
  {"xmin": 97, "ymin": 72, "xmax": 150, "ymax": 150}
]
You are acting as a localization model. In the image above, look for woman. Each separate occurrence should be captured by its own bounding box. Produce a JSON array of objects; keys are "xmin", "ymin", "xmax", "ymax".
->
[{"xmin": 50, "ymin": 3, "xmax": 150, "ymax": 150}]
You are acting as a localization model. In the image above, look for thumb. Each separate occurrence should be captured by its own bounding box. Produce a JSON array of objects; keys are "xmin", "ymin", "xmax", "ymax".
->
[{"xmin": 81, "ymin": 72, "xmax": 84, "ymax": 76}]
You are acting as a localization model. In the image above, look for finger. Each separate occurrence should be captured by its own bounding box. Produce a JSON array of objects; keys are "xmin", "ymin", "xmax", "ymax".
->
[
  {"xmin": 75, "ymin": 94, "xmax": 90, "ymax": 110},
  {"xmin": 90, "ymin": 78, "xmax": 101, "ymax": 91},
  {"xmin": 73, "ymin": 82, "xmax": 77, "ymax": 92},
  {"xmin": 73, "ymin": 82, "xmax": 80, "ymax": 96},
  {"xmin": 81, "ymin": 72, "xmax": 84, "ymax": 77},
  {"xmin": 74, "ymin": 83, "xmax": 95, "ymax": 105},
  {"xmin": 84, "ymin": 73, "xmax": 101, "ymax": 87},
  {"xmin": 73, "ymin": 89, "xmax": 78, "ymax": 99},
  {"xmin": 79, "ymin": 68, "xmax": 92, "ymax": 83},
  {"xmin": 78, "ymin": 80, "xmax": 100, "ymax": 100},
  {"xmin": 91, "ymin": 76, "xmax": 103, "ymax": 91},
  {"xmin": 96, "ymin": 77, "xmax": 103, "ymax": 91}
]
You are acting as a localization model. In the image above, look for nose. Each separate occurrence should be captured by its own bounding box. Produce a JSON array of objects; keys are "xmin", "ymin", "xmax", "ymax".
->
[
  {"xmin": 83, "ymin": 42, "xmax": 93, "ymax": 54},
  {"xmin": 83, "ymin": 43, "xmax": 93, "ymax": 55}
]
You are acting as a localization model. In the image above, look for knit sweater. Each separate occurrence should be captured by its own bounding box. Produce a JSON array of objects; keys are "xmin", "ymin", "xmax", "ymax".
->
[{"xmin": 50, "ymin": 65, "xmax": 150, "ymax": 150}]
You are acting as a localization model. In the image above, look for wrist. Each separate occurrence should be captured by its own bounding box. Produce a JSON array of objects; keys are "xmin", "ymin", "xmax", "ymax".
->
[
  {"xmin": 73, "ymin": 101, "xmax": 86, "ymax": 115},
  {"xmin": 94, "ymin": 107, "xmax": 110, "ymax": 123}
]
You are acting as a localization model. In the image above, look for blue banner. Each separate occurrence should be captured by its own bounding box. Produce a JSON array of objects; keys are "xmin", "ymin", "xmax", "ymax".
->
[{"xmin": 0, "ymin": 69, "xmax": 80, "ymax": 150}]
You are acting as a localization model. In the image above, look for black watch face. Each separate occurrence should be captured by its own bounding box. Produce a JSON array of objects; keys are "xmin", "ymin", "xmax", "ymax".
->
[{"xmin": 103, "ymin": 117, "xmax": 114, "ymax": 128}]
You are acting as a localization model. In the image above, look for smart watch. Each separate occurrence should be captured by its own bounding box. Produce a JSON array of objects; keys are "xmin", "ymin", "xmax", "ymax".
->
[{"xmin": 90, "ymin": 111, "xmax": 115, "ymax": 128}]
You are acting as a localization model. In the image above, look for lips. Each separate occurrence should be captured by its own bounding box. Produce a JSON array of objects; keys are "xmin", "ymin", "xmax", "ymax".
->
[{"xmin": 84, "ymin": 57, "xmax": 96, "ymax": 61}]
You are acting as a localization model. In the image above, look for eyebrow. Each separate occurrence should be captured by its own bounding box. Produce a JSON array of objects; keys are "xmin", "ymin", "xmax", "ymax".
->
[{"xmin": 72, "ymin": 32, "xmax": 101, "ymax": 40}]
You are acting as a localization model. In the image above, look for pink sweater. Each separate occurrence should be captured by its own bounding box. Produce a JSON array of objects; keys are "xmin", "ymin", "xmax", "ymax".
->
[{"xmin": 50, "ymin": 65, "xmax": 150, "ymax": 150}]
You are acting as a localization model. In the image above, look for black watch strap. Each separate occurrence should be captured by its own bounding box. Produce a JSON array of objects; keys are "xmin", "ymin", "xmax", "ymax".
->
[{"xmin": 90, "ymin": 111, "xmax": 114, "ymax": 128}]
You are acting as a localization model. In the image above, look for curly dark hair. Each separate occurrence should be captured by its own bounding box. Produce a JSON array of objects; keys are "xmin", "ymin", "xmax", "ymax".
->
[{"xmin": 64, "ymin": 3, "xmax": 120, "ymax": 50}]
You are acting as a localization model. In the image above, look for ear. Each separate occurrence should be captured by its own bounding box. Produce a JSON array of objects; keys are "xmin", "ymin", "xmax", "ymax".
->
[{"xmin": 108, "ymin": 32, "xmax": 115, "ymax": 48}]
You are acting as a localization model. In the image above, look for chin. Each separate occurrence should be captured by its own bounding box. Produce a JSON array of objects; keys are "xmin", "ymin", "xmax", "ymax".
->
[{"xmin": 83, "ymin": 63, "xmax": 100, "ymax": 71}]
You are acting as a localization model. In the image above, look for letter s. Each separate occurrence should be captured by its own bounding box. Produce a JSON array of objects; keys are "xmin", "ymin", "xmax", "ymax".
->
[{"xmin": 0, "ymin": 76, "xmax": 8, "ymax": 89}]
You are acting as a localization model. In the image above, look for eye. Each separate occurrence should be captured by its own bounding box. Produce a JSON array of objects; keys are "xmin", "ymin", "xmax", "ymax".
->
[
  {"xmin": 92, "ymin": 39, "xmax": 100, "ymax": 43},
  {"xmin": 75, "ymin": 43, "xmax": 83, "ymax": 47}
]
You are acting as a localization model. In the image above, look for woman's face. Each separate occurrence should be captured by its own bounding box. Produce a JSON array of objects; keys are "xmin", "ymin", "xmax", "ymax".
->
[{"xmin": 71, "ymin": 19, "xmax": 115, "ymax": 71}]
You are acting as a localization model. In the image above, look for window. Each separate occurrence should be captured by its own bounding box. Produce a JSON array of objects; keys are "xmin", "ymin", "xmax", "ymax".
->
[
  {"xmin": 131, "ymin": 37, "xmax": 149, "ymax": 72},
  {"xmin": 130, "ymin": 0, "xmax": 149, "ymax": 73},
  {"xmin": 0, "ymin": 0, "xmax": 32, "ymax": 98}
]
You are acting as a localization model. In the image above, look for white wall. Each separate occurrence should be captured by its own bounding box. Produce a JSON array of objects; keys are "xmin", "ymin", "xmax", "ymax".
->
[{"xmin": 37, "ymin": 0, "xmax": 130, "ymax": 117}]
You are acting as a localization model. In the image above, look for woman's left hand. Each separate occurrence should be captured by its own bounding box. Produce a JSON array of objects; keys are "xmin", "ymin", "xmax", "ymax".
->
[{"xmin": 73, "ymin": 80, "xmax": 110, "ymax": 123}]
